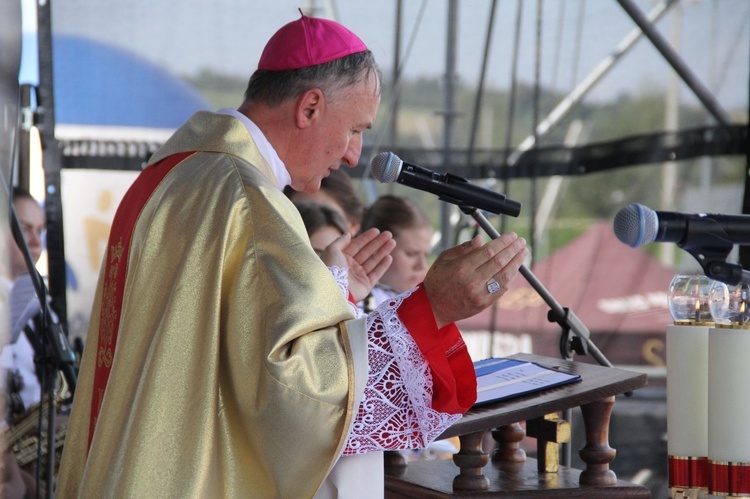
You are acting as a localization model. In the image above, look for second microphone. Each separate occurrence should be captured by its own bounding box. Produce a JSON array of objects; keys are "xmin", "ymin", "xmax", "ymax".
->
[{"xmin": 369, "ymin": 152, "xmax": 522, "ymax": 217}]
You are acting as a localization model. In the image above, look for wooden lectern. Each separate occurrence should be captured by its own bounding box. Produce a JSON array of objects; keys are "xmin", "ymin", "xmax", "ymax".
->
[{"xmin": 385, "ymin": 353, "xmax": 651, "ymax": 498}]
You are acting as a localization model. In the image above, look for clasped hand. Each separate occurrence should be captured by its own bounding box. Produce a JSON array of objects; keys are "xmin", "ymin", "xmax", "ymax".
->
[
  {"xmin": 321, "ymin": 228, "xmax": 396, "ymax": 302},
  {"xmin": 321, "ymin": 230, "xmax": 527, "ymax": 326}
]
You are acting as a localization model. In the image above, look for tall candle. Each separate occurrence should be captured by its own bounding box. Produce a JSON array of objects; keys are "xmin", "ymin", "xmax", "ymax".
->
[
  {"xmin": 666, "ymin": 275, "xmax": 714, "ymax": 498},
  {"xmin": 707, "ymin": 326, "xmax": 750, "ymax": 497},
  {"xmin": 666, "ymin": 323, "xmax": 709, "ymax": 496},
  {"xmin": 707, "ymin": 281, "xmax": 750, "ymax": 497}
]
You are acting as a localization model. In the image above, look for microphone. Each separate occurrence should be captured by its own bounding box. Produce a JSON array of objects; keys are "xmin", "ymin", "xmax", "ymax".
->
[
  {"xmin": 369, "ymin": 151, "xmax": 522, "ymax": 217},
  {"xmin": 613, "ymin": 203, "xmax": 750, "ymax": 248}
]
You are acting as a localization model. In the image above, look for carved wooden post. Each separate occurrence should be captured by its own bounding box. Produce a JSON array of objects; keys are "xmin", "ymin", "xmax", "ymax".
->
[
  {"xmin": 579, "ymin": 396, "xmax": 618, "ymax": 486},
  {"xmin": 383, "ymin": 450, "xmax": 407, "ymax": 475},
  {"xmin": 491, "ymin": 422, "xmax": 526, "ymax": 463},
  {"xmin": 453, "ymin": 430, "xmax": 490, "ymax": 491}
]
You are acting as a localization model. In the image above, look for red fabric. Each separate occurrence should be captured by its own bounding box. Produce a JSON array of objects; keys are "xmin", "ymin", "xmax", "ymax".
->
[
  {"xmin": 397, "ymin": 284, "xmax": 477, "ymax": 414},
  {"xmin": 87, "ymin": 152, "xmax": 195, "ymax": 451}
]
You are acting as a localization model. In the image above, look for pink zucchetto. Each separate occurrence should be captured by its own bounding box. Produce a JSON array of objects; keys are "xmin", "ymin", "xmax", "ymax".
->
[{"xmin": 258, "ymin": 14, "xmax": 367, "ymax": 71}]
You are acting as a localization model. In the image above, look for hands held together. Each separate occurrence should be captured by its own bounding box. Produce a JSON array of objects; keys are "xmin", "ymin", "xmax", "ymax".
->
[{"xmin": 322, "ymin": 228, "xmax": 527, "ymax": 327}]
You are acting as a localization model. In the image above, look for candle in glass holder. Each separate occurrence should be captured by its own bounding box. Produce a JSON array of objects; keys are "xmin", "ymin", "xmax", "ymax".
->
[
  {"xmin": 707, "ymin": 281, "xmax": 750, "ymax": 497},
  {"xmin": 667, "ymin": 274, "xmax": 712, "ymax": 498}
]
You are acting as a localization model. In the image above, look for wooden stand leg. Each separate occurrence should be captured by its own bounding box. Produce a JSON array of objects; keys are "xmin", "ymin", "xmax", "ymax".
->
[
  {"xmin": 578, "ymin": 396, "xmax": 617, "ymax": 486},
  {"xmin": 491, "ymin": 422, "xmax": 527, "ymax": 463},
  {"xmin": 452, "ymin": 430, "xmax": 490, "ymax": 491},
  {"xmin": 384, "ymin": 450, "xmax": 408, "ymax": 470}
]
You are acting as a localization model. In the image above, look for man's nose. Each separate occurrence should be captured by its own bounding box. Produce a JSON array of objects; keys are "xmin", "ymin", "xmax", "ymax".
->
[{"xmin": 342, "ymin": 136, "xmax": 362, "ymax": 168}]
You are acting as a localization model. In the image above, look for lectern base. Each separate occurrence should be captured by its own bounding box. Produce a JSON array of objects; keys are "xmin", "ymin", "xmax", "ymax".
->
[{"xmin": 385, "ymin": 457, "xmax": 651, "ymax": 498}]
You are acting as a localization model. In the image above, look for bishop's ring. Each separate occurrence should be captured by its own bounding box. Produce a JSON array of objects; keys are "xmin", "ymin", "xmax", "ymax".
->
[{"xmin": 487, "ymin": 278, "xmax": 501, "ymax": 294}]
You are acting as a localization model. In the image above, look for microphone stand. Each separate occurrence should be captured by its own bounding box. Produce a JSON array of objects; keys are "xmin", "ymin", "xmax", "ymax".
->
[
  {"xmin": 703, "ymin": 261, "xmax": 750, "ymax": 286},
  {"xmin": 9, "ymin": 204, "xmax": 77, "ymax": 499},
  {"xmin": 676, "ymin": 217, "xmax": 750, "ymax": 286},
  {"xmin": 461, "ymin": 205, "xmax": 615, "ymax": 367},
  {"xmin": 461, "ymin": 205, "xmax": 622, "ymax": 468}
]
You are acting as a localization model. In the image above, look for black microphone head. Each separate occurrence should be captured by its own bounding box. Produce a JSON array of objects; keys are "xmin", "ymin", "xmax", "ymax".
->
[
  {"xmin": 613, "ymin": 203, "xmax": 659, "ymax": 247},
  {"xmin": 370, "ymin": 152, "xmax": 403, "ymax": 183}
]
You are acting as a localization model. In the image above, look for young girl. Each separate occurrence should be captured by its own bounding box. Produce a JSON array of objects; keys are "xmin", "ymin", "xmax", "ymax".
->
[
  {"xmin": 285, "ymin": 169, "xmax": 364, "ymax": 235},
  {"xmin": 360, "ymin": 195, "xmax": 433, "ymax": 310},
  {"xmin": 361, "ymin": 195, "xmax": 460, "ymax": 460},
  {"xmin": 294, "ymin": 201, "xmax": 349, "ymax": 257}
]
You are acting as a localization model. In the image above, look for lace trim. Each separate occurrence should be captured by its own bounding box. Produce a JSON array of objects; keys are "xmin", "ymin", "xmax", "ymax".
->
[
  {"xmin": 329, "ymin": 265, "xmax": 348, "ymax": 296},
  {"xmin": 328, "ymin": 266, "xmax": 364, "ymax": 319},
  {"xmin": 343, "ymin": 289, "xmax": 462, "ymax": 454}
]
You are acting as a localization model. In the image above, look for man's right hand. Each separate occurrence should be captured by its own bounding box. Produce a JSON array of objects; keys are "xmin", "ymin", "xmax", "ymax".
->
[{"xmin": 423, "ymin": 232, "xmax": 527, "ymax": 329}]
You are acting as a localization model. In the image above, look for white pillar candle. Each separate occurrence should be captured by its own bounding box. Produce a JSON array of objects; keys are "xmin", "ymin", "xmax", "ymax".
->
[
  {"xmin": 667, "ymin": 274, "xmax": 714, "ymax": 498},
  {"xmin": 667, "ymin": 323, "xmax": 710, "ymax": 495},
  {"xmin": 708, "ymin": 326, "xmax": 750, "ymax": 497}
]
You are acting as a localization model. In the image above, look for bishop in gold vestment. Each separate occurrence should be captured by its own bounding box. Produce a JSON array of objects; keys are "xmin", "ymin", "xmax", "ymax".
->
[
  {"xmin": 57, "ymin": 112, "xmax": 371, "ymax": 497},
  {"xmin": 57, "ymin": 111, "xmax": 477, "ymax": 498},
  {"xmin": 57, "ymin": 13, "xmax": 531, "ymax": 498}
]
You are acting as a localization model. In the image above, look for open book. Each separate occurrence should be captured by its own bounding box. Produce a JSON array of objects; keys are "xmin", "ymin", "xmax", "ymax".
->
[{"xmin": 473, "ymin": 357, "xmax": 582, "ymax": 406}]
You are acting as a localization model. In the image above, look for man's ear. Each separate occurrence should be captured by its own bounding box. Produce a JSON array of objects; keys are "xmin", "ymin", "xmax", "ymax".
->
[{"xmin": 295, "ymin": 88, "xmax": 325, "ymax": 129}]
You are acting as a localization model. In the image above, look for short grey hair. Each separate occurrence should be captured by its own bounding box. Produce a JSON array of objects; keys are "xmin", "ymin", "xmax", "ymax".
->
[{"xmin": 243, "ymin": 50, "xmax": 381, "ymax": 107}]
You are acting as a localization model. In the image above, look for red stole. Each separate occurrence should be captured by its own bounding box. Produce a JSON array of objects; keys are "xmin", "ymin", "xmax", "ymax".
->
[{"xmin": 87, "ymin": 152, "xmax": 194, "ymax": 450}]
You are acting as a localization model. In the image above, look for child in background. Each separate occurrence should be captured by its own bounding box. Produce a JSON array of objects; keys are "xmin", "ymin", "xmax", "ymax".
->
[
  {"xmin": 360, "ymin": 194, "xmax": 460, "ymax": 461},
  {"xmin": 295, "ymin": 201, "xmax": 349, "ymax": 257},
  {"xmin": 360, "ymin": 194, "xmax": 433, "ymax": 311},
  {"xmin": 285, "ymin": 169, "xmax": 364, "ymax": 235}
]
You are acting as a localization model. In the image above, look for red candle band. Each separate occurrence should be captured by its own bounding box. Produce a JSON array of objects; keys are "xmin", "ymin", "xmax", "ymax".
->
[
  {"xmin": 669, "ymin": 455, "xmax": 709, "ymax": 489},
  {"xmin": 709, "ymin": 461, "xmax": 750, "ymax": 495}
]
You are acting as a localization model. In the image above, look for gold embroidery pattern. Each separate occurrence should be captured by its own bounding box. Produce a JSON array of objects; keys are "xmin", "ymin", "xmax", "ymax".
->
[{"xmin": 97, "ymin": 238, "xmax": 124, "ymax": 368}]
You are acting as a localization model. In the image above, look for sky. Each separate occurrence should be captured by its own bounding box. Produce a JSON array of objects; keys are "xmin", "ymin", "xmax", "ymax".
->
[{"xmin": 21, "ymin": 0, "xmax": 750, "ymax": 113}]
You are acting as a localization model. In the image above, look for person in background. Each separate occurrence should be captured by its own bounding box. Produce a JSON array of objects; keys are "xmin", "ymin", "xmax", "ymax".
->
[
  {"xmin": 1, "ymin": 187, "xmax": 45, "ymax": 499},
  {"xmin": 285, "ymin": 167, "xmax": 364, "ymax": 234},
  {"xmin": 57, "ymin": 14, "xmax": 527, "ymax": 498},
  {"xmin": 2, "ymin": 187, "xmax": 45, "ymax": 420},
  {"xmin": 360, "ymin": 194, "xmax": 434, "ymax": 311},
  {"xmin": 295, "ymin": 201, "xmax": 349, "ymax": 257}
]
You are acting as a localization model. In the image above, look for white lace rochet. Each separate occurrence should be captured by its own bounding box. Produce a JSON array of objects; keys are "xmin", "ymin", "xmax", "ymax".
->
[{"xmin": 328, "ymin": 266, "xmax": 462, "ymax": 455}]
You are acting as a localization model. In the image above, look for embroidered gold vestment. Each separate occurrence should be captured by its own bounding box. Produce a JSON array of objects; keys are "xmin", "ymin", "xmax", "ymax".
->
[{"xmin": 57, "ymin": 112, "xmax": 364, "ymax": 498}]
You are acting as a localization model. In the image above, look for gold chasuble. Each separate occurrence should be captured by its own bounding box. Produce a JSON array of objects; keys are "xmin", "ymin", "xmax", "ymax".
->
[{"xmin": 57, "ymin": 112, "xmax": 365, "ymax": 498}]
